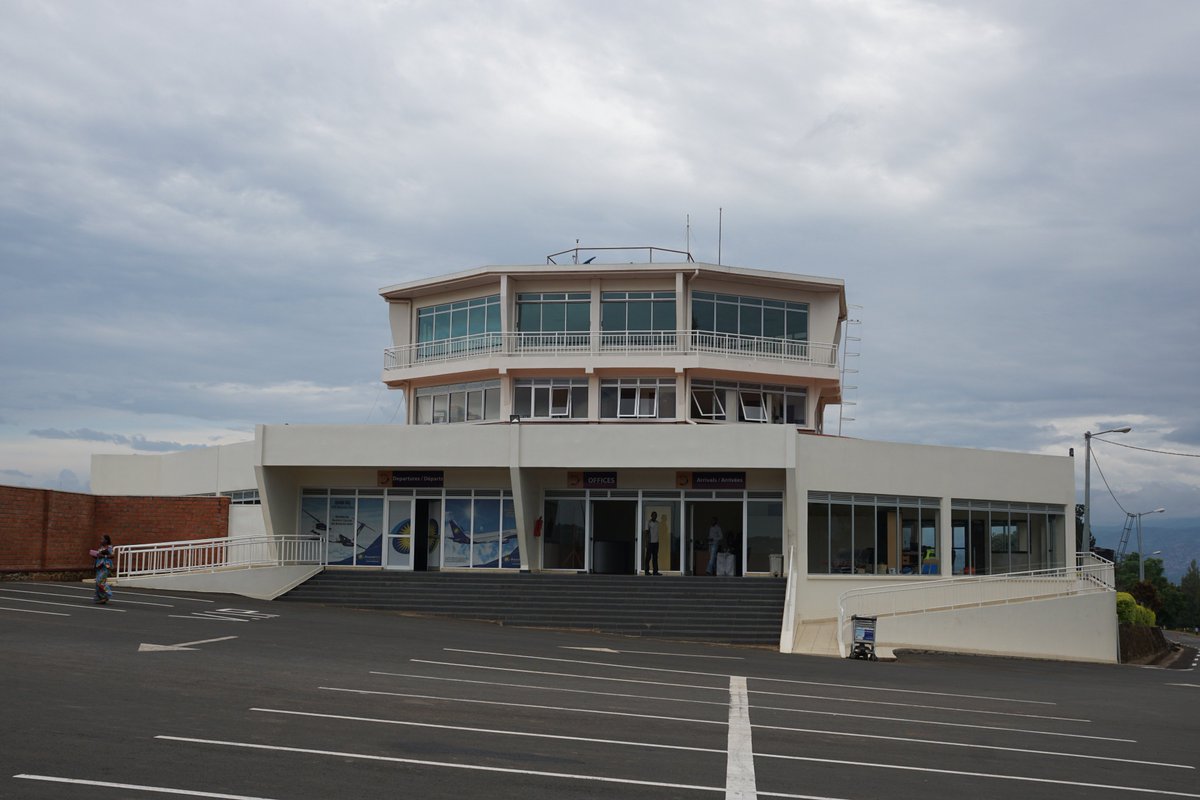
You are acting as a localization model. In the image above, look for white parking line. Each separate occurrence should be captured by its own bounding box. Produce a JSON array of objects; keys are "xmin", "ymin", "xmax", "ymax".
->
[
  {"xmin": 410, "ymin": 658, "xmax": 1084, "ymax": 722},
  {"xmin": 0, "ymin": 606, "xmax": 69, "ymax": 616},
  {"xmin": 560, "ymin": 646, "xmax": 744, "ymax": 660},
  {"xmin": 14, "ymin": 774, "xmax": 279, "ymax": 799},
  {"xmin": 726, "ymin": 677, "xmax": 757, "ymax": 800},
  {"xmin": 322, "ymin": 686, "xmax": 727, "ymax": 727},
  {"xmin": 748, "ymin": 687, "xmax": 1088, "ymax": 723},
  {"xmin": 401, "ymin": 662, "xmax": 1105, "ymax": 740},
  {"xmin": 252, "ymin": 707, "xmax": 725, "ymax": 754},
  {"xmin": 748, "ymin": 753, "xmax": 1200, "ymax": 798},
  {"xmin": 0, "ymin": 597, "xmax": 124, "ymax": 612},
  {"xmin": 157, "ymin": 736, "xmax": 857, "ymax": 798},
  {"xmin": 408, "ymin": 658, "xmax": 723, "ymax": 691},
  {"xmin": 753, "ymin": 725, "xmax": 1190, "ymax": 768},
  {"xmin": 444, "ymin": 648, "xmax": 1055, "ymax": 705},
  {"xmin": 0, "ymin": 587, "xmax": 172, "ymax": 607}
]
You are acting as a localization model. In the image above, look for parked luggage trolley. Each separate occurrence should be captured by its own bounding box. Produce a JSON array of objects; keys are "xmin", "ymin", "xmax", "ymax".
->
[{"xmin": 849, "ymin": 615, "xmax": 878, "ymax": 661}]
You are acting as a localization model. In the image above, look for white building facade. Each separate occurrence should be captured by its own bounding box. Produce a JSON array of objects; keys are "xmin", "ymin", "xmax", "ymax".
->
[{"xmin": 93, "ymin": 249, "xmax": 1116, "ymax": 662}]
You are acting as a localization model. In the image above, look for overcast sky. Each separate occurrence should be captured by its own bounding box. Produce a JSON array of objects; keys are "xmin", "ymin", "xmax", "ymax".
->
[{"xmin": 1, "ymin": 1, "xmax": 1197, "ymax": 526}]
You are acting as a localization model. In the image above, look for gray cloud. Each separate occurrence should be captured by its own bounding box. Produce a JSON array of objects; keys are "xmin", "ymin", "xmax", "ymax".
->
[
  {"xmin": 30, "ymin": 428, "xmax": 201, "ymax": 453},
  {"xmin": 0, "ymin": 1, "xmax": 1196, "ymax": 521}
]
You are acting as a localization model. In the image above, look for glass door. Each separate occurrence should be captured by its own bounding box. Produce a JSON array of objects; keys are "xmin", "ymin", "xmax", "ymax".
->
[{"xmin": 385, "ymin": 497, "xmax": 413, "ymax": 570}]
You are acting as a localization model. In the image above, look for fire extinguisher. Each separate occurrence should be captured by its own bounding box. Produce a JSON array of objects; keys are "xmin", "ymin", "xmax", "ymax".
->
[{"xmin": 533, "ymin": 516, "xmax": 543, "ymax": 538}]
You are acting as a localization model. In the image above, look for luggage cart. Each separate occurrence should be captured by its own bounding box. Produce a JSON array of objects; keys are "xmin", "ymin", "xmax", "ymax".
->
[{"xmin": 848, "ymin": 615, "xmax": 878, "ymax": 661}]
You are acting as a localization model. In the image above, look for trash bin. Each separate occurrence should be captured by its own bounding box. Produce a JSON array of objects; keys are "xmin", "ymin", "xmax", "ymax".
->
[
  {"xmin": 769, "ymin": 553, "xmax": 784, "ymax": 577},
  {"xmin": 848, "ymin": 615, "xmax": 878, "ymax": 661}
]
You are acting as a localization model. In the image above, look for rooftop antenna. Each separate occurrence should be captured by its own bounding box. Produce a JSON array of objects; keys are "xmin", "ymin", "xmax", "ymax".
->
[
  {"xmin": 717, "ymin": 207, "xmax": 723, "ymax": 265},
  {"xmin": 686, "ymin": 214, "xmax": 691, "ymax": 257},
  {"xmin": 838, "ymin": 306, "xmax": 862, "ymax": 436},
  {"xmin": 573, "ymin": 238, "xmax": 579, "ymax": 265}
]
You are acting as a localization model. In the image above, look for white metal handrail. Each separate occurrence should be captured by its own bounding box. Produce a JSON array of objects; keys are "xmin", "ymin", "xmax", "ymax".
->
[
  {"xmin": 114, "ymin": 535, "xmax": 326, "ymax": 579},
  {"xmin": 835, "ymin": 557, "xmax": 1116, "ymax": 656},
  {"xmin": 384, "ymin": 330, "xmax": 839, "ymax": 370}
]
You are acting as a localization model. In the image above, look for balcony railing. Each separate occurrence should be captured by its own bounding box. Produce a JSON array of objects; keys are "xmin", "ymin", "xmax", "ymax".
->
[{"xmin": 385, "ymin": 330, "xmax": 838, "ymax": 371}]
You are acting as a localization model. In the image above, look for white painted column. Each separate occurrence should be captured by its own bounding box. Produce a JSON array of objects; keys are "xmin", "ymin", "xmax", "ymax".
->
[{"xmin": 939, "ymin": 496, "xmax": 954, "ymax": 576}]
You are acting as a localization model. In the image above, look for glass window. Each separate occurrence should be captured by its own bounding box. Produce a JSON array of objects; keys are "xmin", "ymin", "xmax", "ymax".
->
[
  {"xmin": 601, "ymin": 291, "xmax": 675, "ymax": 333},
  {"xmin": 543, "ymin": 497, "xmax": 586, "ymax": 569},
  {"xmin": 416, "ymin": 294, "xmax": 501, "ymax": 360},
  {"xmin": 691, "ymin": 291, "xmax": 808, "ymax": 342},
  {"xmin": 415, "ymin": 381, "xmax": 502, "ymax": 424},
  {"xmin": 517, "ymin": 292, "xmax": 590, "ymax": 334},
  {"xmin": 808, "ymin": 494, "xmax": 940, "ymax": 576},
  {"xmin": 746, "ymin": 501, "xmax": 783, "ymax": 573},
  {"xmin": 513, "ymin": 379, "xmax": 588, "ymax": 420},
  {"xmin": 600, "ymin": 378, "xmax": 676, "ymax": 419}
]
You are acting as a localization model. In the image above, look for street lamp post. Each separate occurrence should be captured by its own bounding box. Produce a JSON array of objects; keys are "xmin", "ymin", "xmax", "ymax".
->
[
  {"xmin": 1082, "ymin": 426, "xmax": 1131, "ymax": 564},
  {"xmin": 1134, "ymin": 507, "xmax": 1166, "ymax": 583}
]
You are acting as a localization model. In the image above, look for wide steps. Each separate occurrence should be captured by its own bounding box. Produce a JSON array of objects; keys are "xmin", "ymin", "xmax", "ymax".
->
[{"xmin": 280, "ymin": 571, "xmax": 786, "ymax": 645}]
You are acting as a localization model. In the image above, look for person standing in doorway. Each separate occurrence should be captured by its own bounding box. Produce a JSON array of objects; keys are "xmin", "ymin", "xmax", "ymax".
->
[
  {"xmin": 90, "ymin": 535, "xmax": 114, "ymax": 604},
  {"xmin": 644, "ymin": 512, "xmax": 661, "ymax": 575},
  {"xmin": 706, "ymin": 517, "xmax": 724, "ymax": 576}
]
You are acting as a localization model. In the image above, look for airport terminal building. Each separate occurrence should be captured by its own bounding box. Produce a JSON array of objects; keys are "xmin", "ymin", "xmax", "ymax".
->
[{"xmin": 93, "ymin": 248, "xmax": 1116, "ymax": 661}]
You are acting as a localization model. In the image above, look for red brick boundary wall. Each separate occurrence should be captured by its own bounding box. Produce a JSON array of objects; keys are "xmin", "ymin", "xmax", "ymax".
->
[{"xmin": 0, "ymin": 485, "xmax": 229, "ymax": 573}]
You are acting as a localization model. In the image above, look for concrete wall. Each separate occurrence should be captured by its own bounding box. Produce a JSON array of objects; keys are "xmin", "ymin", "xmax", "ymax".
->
[
  {"xmin": 876, "ymin": 591, "xmax": 1118, "ymax": 663},
  {"xmin": 92, "ymin": 440, "xmax": 257, "ymax": 496}
]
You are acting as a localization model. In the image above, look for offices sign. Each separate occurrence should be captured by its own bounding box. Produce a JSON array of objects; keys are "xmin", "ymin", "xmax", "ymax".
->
[{"xmin": 567, "ymin": 471, "xmax": 618, "ymax": 489}]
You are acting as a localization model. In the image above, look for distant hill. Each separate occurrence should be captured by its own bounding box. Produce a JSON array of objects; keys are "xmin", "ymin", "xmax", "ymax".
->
[{"xmin": 1092, "ymin": 516, "xmax": 1200, "ymax": 583}]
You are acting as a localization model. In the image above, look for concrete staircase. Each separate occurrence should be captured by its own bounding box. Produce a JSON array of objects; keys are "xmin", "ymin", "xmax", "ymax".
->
[{"xmin": 278, "ymin": 570, "xmax": 787, "ymax": 646}]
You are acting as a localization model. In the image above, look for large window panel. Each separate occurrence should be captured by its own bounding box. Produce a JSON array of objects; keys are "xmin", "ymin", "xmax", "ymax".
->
[
  {"xmin": 415, "ymin": 380, "xmax": 502, "ymax": 425},
  {"xmin": 543, "ymin": 496, "xmax": 587, "ymax": 570},
  {"xmin": 600, "ymin": 378, "xmax": 675, "ymax": 419},
  {"xmin": 747, "ymin": 501, "xmax": 783, "ymax": 573},
  {"xmin": 808, "ymin": 502, "xmax": 830, "ymax": 573}
]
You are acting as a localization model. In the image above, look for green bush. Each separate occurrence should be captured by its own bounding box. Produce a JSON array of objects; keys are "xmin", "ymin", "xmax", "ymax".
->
[{"xmin": 1116, "ymin": 591, "xmax": 1157, "ymax": 626}]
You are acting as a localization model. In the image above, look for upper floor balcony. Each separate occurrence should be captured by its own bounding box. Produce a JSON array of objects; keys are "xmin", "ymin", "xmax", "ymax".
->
[{"xmin": 383, "ymin": 329, "xmax": 839, "ymax": 381}]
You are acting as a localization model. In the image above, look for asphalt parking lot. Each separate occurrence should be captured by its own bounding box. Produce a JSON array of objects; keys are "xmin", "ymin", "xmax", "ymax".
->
[{"xmin": 2, "ymin": 580, "xmax": 1198, "ymax": 799}]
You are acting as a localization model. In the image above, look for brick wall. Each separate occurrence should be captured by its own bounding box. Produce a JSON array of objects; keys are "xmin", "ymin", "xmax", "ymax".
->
[{"xmin": 0, "ymin": 486, "xmax": 229, "ymax": 573}]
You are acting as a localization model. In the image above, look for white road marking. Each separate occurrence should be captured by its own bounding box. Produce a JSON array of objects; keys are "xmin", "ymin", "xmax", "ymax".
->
[
  {"xmin": 560, "ymin": 645, "xmax": 744, "ymax": 660},
  {"xmin": 754, "ymin": 724, "xmax": 1189, "ymax": 768},
  {"xmin": 412, "ymin": 662, "xmax": 1089, "ymax": 724},
  {"xmin": 111, "ymin": 590, "xmax": 216, "ymax": 603},
  {"xmin": 168, "ymin": 614, "xmax": 251, "ymax": 622},
  {"xmin": 0, "ymin": 587, "xmax": 172, "ymax": 606},
  {"xmin": 153, "ymin": 736, "xmax": 765, "ymax": 797},
  {"xmin": 405, "ymin": 661, "xmax": 1096, "ymax": 735},
  {"xmin": 0, "ymin": 597, "xmax": 124, "ymax": 612},
  {"xmin": 360, "ymin": 671, "xmax": 1128, "ymax": 748},
  {"xmin": 410, "ymin": 658, "xmax": 723, "ymax": 691},
  {"xmin": 139, "ymin": 635, "xmax": 238, "ymax": 652},
  {"xmin": 14, "ymin": 774, "xmax": 279, "ymax": 799},
  {"xmin": 750, "ymin": 753, "xmax": 1200, "ymax": 798},
  {"xmin": 322, "ymin": 686, "xmax": 726, "ymax": 726},
  {"xmin": 252, "ymin": 707, "xmax": 725, "ymax": 754},
  {"xmin": 726, "ymin": 677, "xmax": 757, "ymax": 799},
  {"xmin": 375, "ymin": 669, "xmax": 732, "ymax": 707},
  {"xmin": 1168, "ymin": 683, "xmax": 1199, "ymax": 688},
  {"xmin": 748, "ymin": 687, "xmax": 1088, "ymax": 723},
  {"xmin": 0, "ymin": 606, "xmax": 69, "ymax": 616},
  {"xmin": 444, "ymin": 648, "xmax": 1055, "ymax": 705}
]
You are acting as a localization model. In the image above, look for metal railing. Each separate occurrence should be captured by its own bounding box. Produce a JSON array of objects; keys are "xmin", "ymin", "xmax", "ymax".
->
[
  {"xmin": 384, "ymin": 330, "xmax": 838, "ymax": 371},
  {"xmin": 114, "ymin": 536, "xmax": 326, "ymax": 579},
  {"xmin": 835, "ymin": 556, "xmax": 1116, "ymax": 657}
]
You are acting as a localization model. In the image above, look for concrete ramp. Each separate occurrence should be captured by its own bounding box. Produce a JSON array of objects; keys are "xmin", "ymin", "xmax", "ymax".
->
[{"xmin": 114, "ymin": 565, "xmax": 323, "ymax": 601}]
